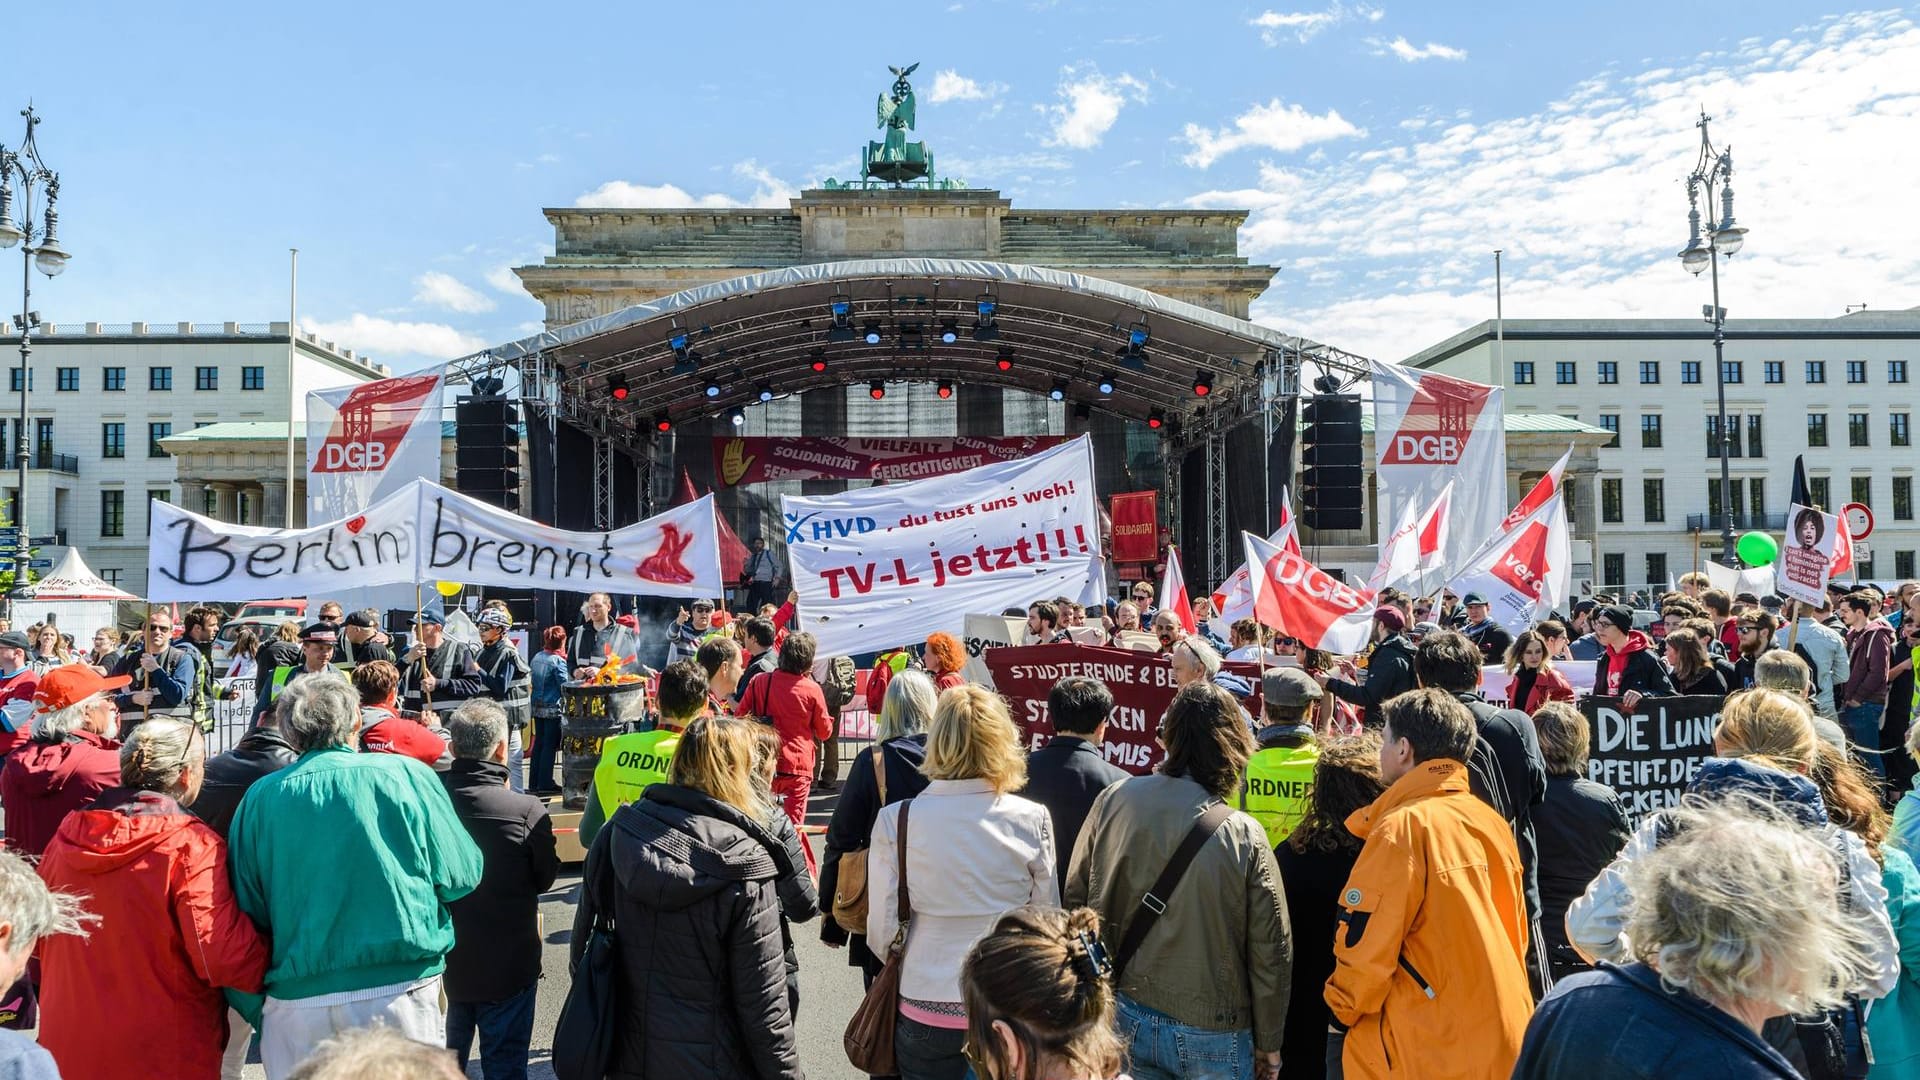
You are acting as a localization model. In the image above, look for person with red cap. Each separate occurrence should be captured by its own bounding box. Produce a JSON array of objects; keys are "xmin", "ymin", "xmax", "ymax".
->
[
  {"xmin": 0, "ymin": 666, "xmax": 128, "ymax": 856},
  {"xmin": 1321, "ymin": 606, "xmax": 1418, "ymax": 729}
]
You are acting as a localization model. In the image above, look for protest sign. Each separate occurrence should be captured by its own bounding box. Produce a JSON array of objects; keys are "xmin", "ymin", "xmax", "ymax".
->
[
  {"xmin": 983, "ymin": 643, "xmax": 1263, "ymax": 775},
  {"xmin": 1776, "ymin": 502, "xmax": 1840, "ymax": 605},
  {"xmin": 1372, "ymin": 360, "xmax": 1506, "ymax": 571},
  {"xmin": 306, "ymin": 369, "xmax": 445, "ymax": 522},
  {"xmin": 1109, "ymin": 491, "xmax": 1158, "ymax": 562},
  {"xmin": 1581, "ymin": 695, "xmax": 1723, "ymax": 825},
  {"xmin": 1446, "ymin": 490, "xmax": 1571, "ymax": 633},
  {"xmin": 713, "ymin": 435, "xmax": 1062, "ymax": 486},
  {"xmin": 782, "ymin": 437, "xmax": 1104, "ymax": 658},
  {"xmin": 960, "ymin": 613, "xmax": 1024, "ymax": 689}
]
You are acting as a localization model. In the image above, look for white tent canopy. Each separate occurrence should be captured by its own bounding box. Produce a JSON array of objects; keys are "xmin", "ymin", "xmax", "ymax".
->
[
  {"xmin": 12, "ymin": 549, "xmax": 137, "ymax": 645},
  {"xmin": 16, "ymin": 549, "xmax": 138, "ymax": 601}
]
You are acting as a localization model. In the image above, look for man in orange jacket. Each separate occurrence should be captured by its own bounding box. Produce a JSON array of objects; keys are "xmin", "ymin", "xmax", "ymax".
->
[{"xmin": 1325, "ymin": 689, "xmax": 1533, "ymax": 1079}]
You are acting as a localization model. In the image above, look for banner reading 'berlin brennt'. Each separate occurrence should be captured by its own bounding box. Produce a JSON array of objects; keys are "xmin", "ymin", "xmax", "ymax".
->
[{"xmin": 713, "ymin": 435, "xmax": 1063, "ymax": 487}]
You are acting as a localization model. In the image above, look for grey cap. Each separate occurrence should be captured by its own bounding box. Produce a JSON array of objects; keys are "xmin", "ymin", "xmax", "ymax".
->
[{"xmin": 1261, "ymin": 667, "xmax": 1323, "ymax": 708}]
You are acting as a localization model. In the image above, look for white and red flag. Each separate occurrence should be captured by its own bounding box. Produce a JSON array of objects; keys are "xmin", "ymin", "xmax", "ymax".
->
[
  {"xmin": 306, "ymin": 367, "xmax": 446, "ymax": 521},
  {"xmin": 1212, "ymin": 487, "xmax": 1301, "ymax": 624},
  {"xmin": 1245, "ymin": 531, "xmax": 1376, "ymax": 655},
  {"xmin": 1161, "ymin": 545, "xmax": 1197, "ymax": 634},
  {"xmin": 1501, "ymin": 445, "xmax": 1572, "ymax": 533},
  {"xmin": 1371, "ymin": 360, "xmax": 1506, "ymax": 571},
  {"xmin": 1446, "ymin": 489, "xmax": 1572, "ymax": 634},
  {"xmin": 1368, "ymin": 480, "xmax": 1453, "ymax": 596}
]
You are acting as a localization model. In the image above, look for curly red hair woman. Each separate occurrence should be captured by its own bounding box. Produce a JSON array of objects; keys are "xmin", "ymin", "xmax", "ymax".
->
[{"xmin": 925, "ymin": 632, "xmax": 968, "ymax": 692}]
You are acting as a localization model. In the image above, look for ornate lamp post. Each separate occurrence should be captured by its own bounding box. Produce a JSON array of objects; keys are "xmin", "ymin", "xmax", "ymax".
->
[
  {"xmin": 1678, "ymin": 109, "xmax": 1747, "ymax": 566},
  {"xmin": 0, "ymin": 106, "xmax": 71, "ymax": 597}
]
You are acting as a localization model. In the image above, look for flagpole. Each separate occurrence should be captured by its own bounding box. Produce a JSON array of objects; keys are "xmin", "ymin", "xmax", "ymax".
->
[
  {"xmin": 1493, "ymin": 249, "xmax": 1505, "ymax": 386},
  {"xmin": 285, "ymin": 248, "xmax": 299, "ymax": 527}
]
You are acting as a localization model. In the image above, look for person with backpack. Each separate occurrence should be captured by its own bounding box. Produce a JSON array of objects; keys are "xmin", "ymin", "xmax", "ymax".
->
[{"xmin": 736, "ymin": 632, "xmax": 833, "ymax": 865}]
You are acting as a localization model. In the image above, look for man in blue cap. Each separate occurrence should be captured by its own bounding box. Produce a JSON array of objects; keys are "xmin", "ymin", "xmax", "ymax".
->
[{"xmin": 400, "ymin": 610, "xmax": 485, "ymax": 720}]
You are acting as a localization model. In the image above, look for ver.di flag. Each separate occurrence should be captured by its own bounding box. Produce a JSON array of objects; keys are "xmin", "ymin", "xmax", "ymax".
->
[
  {"xmin": 1213, "ymin": 488, "xmax": 1300, "ymax": 625},
  {"xmin": 1502, "ymin": 445, "xmax": 1572, "ymax": 533},
  {"xmin": 1445, "ymin": 488, "xmax": 1571, "ymax": 634},
  {"xmin": 1244, "ymin": 530, "xmax": 1375, "ymax": 655},
  {"xmin": 306, "ymin": 367, "xmax": 447, "ymax": 522},
  {"xmin": 1371, "ymin": 360, "xmax": 1506, "ymax": 572}
]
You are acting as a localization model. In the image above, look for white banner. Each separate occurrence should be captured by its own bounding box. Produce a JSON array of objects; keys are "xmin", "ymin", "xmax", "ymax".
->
[
  {"xmin": 782, "ymin": 437, "xmax": 1104, "ymax": 658},
  {"xmin": 1446, "ymin": 489, "xmax": 1571, "ymax": 634},
  {"xmin": 1371, "ymin": 360, "xmax": 1506, "ymax": 573},
  {"xmin": 961, "ymin": 613, "xmax": 1024, "ymax": 689},
  {"xmin": 148, "ymin": 479, "xmax": 724, "ymax": 603},
  {"xmin": 1777, "ymin": 503, "xmax": 1840, "ymax": 605},
  {"xmin": 306, "ymin": 369, "xmax": 446, "ymax": 522}
]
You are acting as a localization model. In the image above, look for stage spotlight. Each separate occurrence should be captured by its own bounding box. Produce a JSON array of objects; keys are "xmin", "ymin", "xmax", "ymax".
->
[
  {"xmin": 936, "ymin": 380, "xmax": 954, "ymax": 399},
  {"xmin": 757, "ymin": 384, "xmax": 774, "ymax": 403},
  {"xmin": 862, "ymin": 321, "xmax": 883, "ymax": 345},
  {"xmin": 1096, "ymin": 373, "xmax": 1117, "ymax": 395},
  {"xmin": 1127, "ymin": 321, "xmax": 1149, "ymax": 349},
  {"xmin": 829, "ymin": 295, "xmax": 852, "ymax": 323},
  {"xmin": 1048, "ymin": 381, "xmax": 1067, "ymax": 402},
  {"xmin": 704, "ymin": 378, "xmax": 722, "ymax": 399},
  {"xmin": 809, "ymin": 349, "xmax": 828, "ymax": 373},
  {"xmin": 669, "ymin": 332, "xmax": 690, "ymax": 355},
  {"xmin": 1192, "ymin": 370, "xmax": 1213, "ymax": 397},
  {"xmin": 608, "ymin": 374, "xmax": 630, "ymax": 401},
  {"xmin": 995, "ymin": 348, "xmax": 1014, "ymax": 372},
  {"xmin": 1147, "ymin": 410, "xmax": 1165, "ymax": 430},
  {"xmin": 977, "ymin": 295, "xmax": 997, "ymax": 321},
  {"xmin": 726, "ymin": 407, "xmax": 746, "ymax": 427},
  {"xmin": 939, "ymin": 318, "xmax": 959, "ymax": 344},
  {"xmin": 868, "ymin": 380, "xmax": 886, "ymax": 400},
  {"xmin": 652, "ymin": 413, "xmax": 672, "ymax": 433}
]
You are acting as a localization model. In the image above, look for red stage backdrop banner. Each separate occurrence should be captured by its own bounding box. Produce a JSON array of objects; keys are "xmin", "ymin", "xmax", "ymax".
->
[
  {"xmin": 1109, "ymin": 491, "xmax": 1159, "ymax": 563},
  {"xmin": 713, "ymin": 436, "xmax": 1064, "ymax": 487},
  {"xmin": 983, "ymin": 643, "xmax": 1263, "ymax": 775}
]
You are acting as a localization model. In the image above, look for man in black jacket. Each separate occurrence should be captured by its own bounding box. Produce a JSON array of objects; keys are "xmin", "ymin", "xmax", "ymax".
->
[
  {"xmin": 192, "ymin": 712, "xmax": 299, "ymax": 840},
  {"xmin": 1414, "ymin": 630, "xmax": 1553, "ymax": 1000},
  {"xmin": 1022, "ymin": 676, "xmax": 1130, "ymax": 893},
  {"xmin": 1459, "ymin": 593, "xmax": 1515, "ymax": 666},
  {"xmin": 440, "ymin": 698, "xmax": 559, "ymax": 1080},
  {"xmin": 1321, "ymin": 606, "xmax": 1419, "ymax": 728},
  {"xmin": 1591, "ymin": 604, "xmax": 1677, "ymax": 705}
]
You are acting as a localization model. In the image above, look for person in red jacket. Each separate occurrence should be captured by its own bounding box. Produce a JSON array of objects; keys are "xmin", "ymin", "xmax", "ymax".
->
[
  {"xmin": 924, "ymin": 632, "xmax": 967, "ymax": 692},
  {"xmin": 737, "ymin": 631, "xmax": 832, "ymax": 867},
  {"xmin": 36, "ymin": 717, "xmax": 270, "ymax": 1079},
  {"xmin": 1502, "ymin": 629, "xmax": 1575, "ymax": 713},
  {"xmin": 0, "ymin": 666, "xmax": 128, "ymax": 856},
  {"xmin": 352, "ymin": 660, "xmax": 452, "ymax": 770},
  {"xmin": 0, "ymin": 631, "xmax": 40, "ymax": 759}
]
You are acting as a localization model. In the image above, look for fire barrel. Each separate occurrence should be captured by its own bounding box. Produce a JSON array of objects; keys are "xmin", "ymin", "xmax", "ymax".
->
[{"xmin": 559, "ymin": 680, "xmax": 650, "ymax": 809}]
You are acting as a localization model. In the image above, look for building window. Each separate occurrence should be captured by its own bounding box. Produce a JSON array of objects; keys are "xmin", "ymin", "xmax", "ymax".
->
[
  {"xmin": 1639, "ymin": 361, "xmax": 1660, "ymax": 384},
  {"xmin": 195, "ymin": 366, "xmax": 218, "ymax": 391},
  {"xmin": 1750, "ymin": 478, "xmax": 1767, "ymax": 520},
  {"xmin": 1895, "ymin": 477, "xmax": 1913, "ymax": 521},
  {"xmin": 1850, "ymin": 412, "xmax": 1870, "ymax": 447},
  {"xmin": 100, "ymin": 490, "xmax": 125, "ymax": 538},
  {"xmin": 1808, "ymin": 412, "xmax": 1828, "ymax": 447},
  {"xmin": 103, "ymin": 367, "xmax": 125, "ymax": 392},
  {"xmin": 1555, "ymin": 361, "xmax": 1576, "ymax": 385},
  {"xmin": 1747, "ymin": 414, "xmax": 1763, "ymax": 458},
  {"xmin": 55, "ymin": 367, "xmax": 77, "ymax": 392},
  {"xmin": 1807, "ymin": 361, "xmax": 1826, "ymax": 383},
  {"xmin": 1709, "ymin": 477, "xmax": 1745, "ymax": 522},
  {"xmin": 1898, "ymin": 550, "xmax": 1916, "ymax": 580},
  {"xmin": 1707, "ymin": 415, "xmax": 1741, "ymax": 458},
  {"xmin": 1764, "ymin": 361, "xmax": 1784, "ymax": 384},
  {"xmin": 1601, "ymin": 478, "xmax": 1623, "ymax": 523},
  {"xmin": 1894, "ymin": 413, "xmax": 1911, "ymax": 447},
  {"xmin": 1681, "ymin": 361, "xmax": 1701, "ymax": 384},
  {"xmin": 1852, "ymin": 476, "xmax": 1873, "ymax": 508},
  {"xmin": 1513, "ymin": 361, "xmax": 1534, "ymax": 385},
  {"xmin": 100, "ymin": 568, "xmax": 121, "ymax": 586},
  {"xmin": 1597, "ymin": 361, "xmax": 1617, "ymax": 384},
  {"xmin": 7, "ymin": 370, "xmax": 28, "ymax": 393},
  {"xmin": 1598, "ymin": 414, "xmax": 1620, "ymax": 448},
  {"xmin": 101, "ymin": 423, "xmax": 125, "ymax": 459},
  {"xmin": 148, "ymin": 422, "xmax": 172, "ymax": 458},
  {"xmin": 1641, "ymin": 414, "xmax": 1663, "ymax": 448},
  {"xmin": 1891, "ymin": 360, "xmax": 1909, "ymax": 384},
  {"xmin": 1647, "ymin": 553, "xmax": 1668, "ymax": 590},
  {"xmin": 1720, "ymin": 360, "xmax": 1742, "ymax": 384},
  {"xmin": 1847, "ymin": 360, "xmax": 1867, "ymax": 384},
  {"xmin": 1603, "ymin": 552, "xmax": 1625, "ymax": 589},
  {"xmin": 242, "ymin": 366, "xmax": 265, "ymax": 391},
  {"xmin": 150, "ymin": 367, "xmax": 172, "ymax": 391},
  {"xmin": 147, "ymin": 488, "xmax": 170, "ymax": 518},
  {"xmin": 1643, "ymin": 477, "xmax": 1666, "ymax": 523},
  {"xmin": 1811, "ymin": 476, "xmax": 1831, "ymax": 511}
]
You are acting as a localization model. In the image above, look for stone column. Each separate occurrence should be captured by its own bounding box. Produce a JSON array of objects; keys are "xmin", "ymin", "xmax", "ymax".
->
[
  {"xmin": 176, "ymin": 478, "xmax": 207, "ymax": 515},
  {"xmin": 208, "ymin": 482, "xmax": 238, "ymax": 523},
  {"xmin": 261, "ymin": 479, "xmax": 288, "ymax": 530}
]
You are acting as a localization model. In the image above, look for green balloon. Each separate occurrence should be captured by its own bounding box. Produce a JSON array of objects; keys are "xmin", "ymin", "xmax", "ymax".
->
[{"xmin": 1737, "ymin": 531, "xmax": 1779, "ymax": 568}]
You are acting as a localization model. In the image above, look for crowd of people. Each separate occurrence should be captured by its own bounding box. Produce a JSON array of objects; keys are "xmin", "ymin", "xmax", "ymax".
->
[{"xmin": 0, "ymin": 563, "xmax": 1914, "ymax": 1079}]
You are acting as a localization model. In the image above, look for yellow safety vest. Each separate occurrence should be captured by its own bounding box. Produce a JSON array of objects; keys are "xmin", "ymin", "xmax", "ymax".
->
[
  {"xmin": 1241, "ymin": 744, "xmax": 1320, "ymax": 848},
  {"xmin": 593, "ymin": 729, "xmax": 681, "ymax": 818}
]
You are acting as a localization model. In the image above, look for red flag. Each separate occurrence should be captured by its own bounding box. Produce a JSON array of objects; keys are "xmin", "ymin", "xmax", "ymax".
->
[
  {"xmin": 1501, "ymin": 445, "xmax": 1572, "ymax": 533},
  {"xmin": 1109, "ymin": 491, "xmax": 1159, "ymax": 562},
  {"xmin": 1161, "ymin": 545, "xmax": 1196, "ymax": 634},
  {"xmin": 1245, "ymin": 532, "xmax": 1375, "ymax": 654},
  {"xmin": 678, "ymin": 468, "xmax": 749, "ymax": 584}
]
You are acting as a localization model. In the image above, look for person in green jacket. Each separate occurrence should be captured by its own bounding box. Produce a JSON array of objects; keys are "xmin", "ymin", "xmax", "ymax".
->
[
  {"xmin": 577, "ymin": 660, "xmax": 708, "ymax": 849},
  {"xmin": 227, "ymin": 674, "xmax": 482, "ymax": 1080}
]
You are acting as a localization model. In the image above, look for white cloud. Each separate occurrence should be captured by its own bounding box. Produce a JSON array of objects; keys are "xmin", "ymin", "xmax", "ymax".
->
[
  {"xmin": 1182, "ymin": 99, "xmax": 1365, "ymax": 168},
  {"xmin": 927, "ymin": 70, "xmax": 1004, "ymax": 103},
  {"xmin": 302, "ymin": 315, "xmax": 487, "ymax": 361},
  {"xmin": 1040, "ymin": 64, "xmax": 1149, "ymax": 150},
  {"xmin": 576, "ymin": 160, "xmax": 797, "ymax": 208},
  {"xmin": 1189, "ymin": 9, "xmax": 1920, "ymax": 363},
  {"xmin": 1250, "ymin": 3, "xmax": 1383, "ymax": 46},
  {"xmin": 1371, "ymin": 35, "xmax": 1468, "ymax": 61},
  {"xmin": 412, "ymin": 271, "xmax": 494, "ymax": 314},
  {"xmin": 484, "ymin": 265, "xmax": 525, "ymax": 295}
]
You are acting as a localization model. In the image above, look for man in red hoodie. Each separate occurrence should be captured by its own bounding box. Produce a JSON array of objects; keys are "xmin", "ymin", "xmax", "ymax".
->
[
  {"xmin": 1838, "ymin": 591, "xmax": 1895, "ymax": 776},
  {"xmin": 352, "ymin": 660, "xmax": 451, "ymax": 770},
  {"xmin": 0, "ymin": 666, "xmax": 129, "ymax": 856},
  {"xmin": 1590, "ymin": 604, "xmax": 1675, "ymax": 709}
]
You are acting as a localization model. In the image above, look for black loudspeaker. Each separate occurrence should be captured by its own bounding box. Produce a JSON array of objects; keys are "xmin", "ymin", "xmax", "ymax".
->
[
  {"xmin": 455, "ymin": 396, "xmax": 521, "ymax": 512},
  {"xmin": 1302, "ymin": 394, "xmax": 1364, "ymax": 531}
]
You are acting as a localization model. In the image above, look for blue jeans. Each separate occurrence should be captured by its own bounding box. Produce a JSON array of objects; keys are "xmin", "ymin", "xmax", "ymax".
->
[
  {"xmin": 1115, "ymin": 994, "xmax": 1254, "ymax": 1080},
  {"xmin": 1843, "ymin": 702, "xmax": 1887, "ymax": 776},
  {"xmin": 446, "ymin": 982, "xmax": 537, "ymax": 1080},
  {"xmin": 894, "ymin": 1014, "xmax": 971, "ymax": 1080},
  {"xmin": 530, "ymin": 711, "xmax": 563, "ymax": 792}
]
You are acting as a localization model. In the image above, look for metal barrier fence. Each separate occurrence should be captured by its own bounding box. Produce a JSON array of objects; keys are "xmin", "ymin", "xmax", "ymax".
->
[{"xmin": 208, "ymin": 676, "xmax": 256, "ymax": 755}]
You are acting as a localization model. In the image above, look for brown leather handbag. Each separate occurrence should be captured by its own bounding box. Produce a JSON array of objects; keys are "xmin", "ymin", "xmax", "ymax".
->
[
  {"xmin": 830, "ymin": 750, "xmax": 889, "ymax": 933},
  {"xmin": 844, "ymin": 800, "xmax": 911, "ymax": 1074}
]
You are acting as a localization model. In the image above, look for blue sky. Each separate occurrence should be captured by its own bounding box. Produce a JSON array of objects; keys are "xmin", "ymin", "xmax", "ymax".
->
[{"xmin": 7, "ymin": 1, "xmax": 1915, "ymax": 369}]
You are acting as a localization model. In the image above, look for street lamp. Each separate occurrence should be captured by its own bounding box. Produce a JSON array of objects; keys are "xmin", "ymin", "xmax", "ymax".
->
[
  {"xmin": 0, "ymin": 105, "xmax": 70, "ymax": 598},
  {"xmin": 1678, "ymin": 109, "xmax": 1746, "ymax": 567}
]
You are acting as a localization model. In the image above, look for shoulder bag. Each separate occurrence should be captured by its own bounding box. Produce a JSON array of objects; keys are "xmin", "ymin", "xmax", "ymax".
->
[
  {"xmin": 553, "ymin": 838, "xmax": 620, "ymax": 1080},
  {"xmin": 1112, "ymin": 800, "xmax": 1233, "ymax": 981},
  {"xmin": 831, "ymin": 748, "xmax": 890, "ymax": 934},
  {"xmin": 844, "ymin": 800, "xmax": 911, "ymax": 1074}
]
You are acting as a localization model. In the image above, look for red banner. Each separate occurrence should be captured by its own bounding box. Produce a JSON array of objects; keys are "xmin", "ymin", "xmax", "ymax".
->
[
  {"xmin": 712, "ymin": 436, "xmax": 1064, "ymax": 487},
  {"xmin": 982, "ymin": 643, "xmax": 1264, "ymax": 776},
  {"xmin": 1109, "ymin": 491, "xmax": 1158, "ymax": 563}
]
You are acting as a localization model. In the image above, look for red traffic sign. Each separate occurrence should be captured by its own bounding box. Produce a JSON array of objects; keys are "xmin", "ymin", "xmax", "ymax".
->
[{"xmin": 1841, "ymin": 502, "xmax": 1874, "ymax": 541}]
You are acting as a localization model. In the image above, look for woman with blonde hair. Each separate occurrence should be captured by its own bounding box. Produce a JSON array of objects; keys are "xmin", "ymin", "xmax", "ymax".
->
[
  {"xmin": 959, "ymin": 906, "xmax": 1126, "ymax": 1080},
  {"xmin": 573, "ymin": 713, "xmax": 803, "ymax": 1079},
  {"xmin": 869, "ymin": 685, "xmax": 1057, "ymax": 1080},
  {"xmin": 1503, "ymin": 628, "xmax": 1573, "ymax": 713},
  {"xmin": 28, "ymin": 623, "xmax": 71, "ymax": 675}
]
